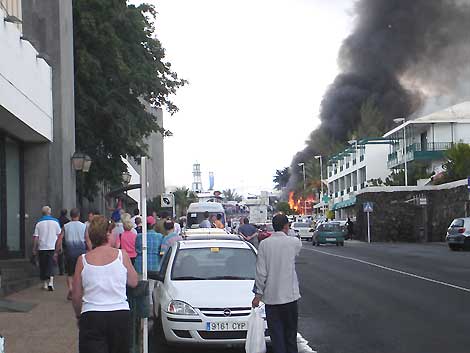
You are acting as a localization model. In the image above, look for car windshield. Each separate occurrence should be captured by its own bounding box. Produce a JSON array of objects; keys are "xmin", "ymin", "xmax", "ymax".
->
[
  {"xmin": 322, "ymin": 224, "xmax": 341, "ymax": 232},
  {"xmin": 450, "ymin": 219, "xmax": 465, "ymax": 228},
  {"xmin": 171, "ymin": 247, "xmax": 256, "ymax": 280},
  {"xmin": 293, "ymin": 222, "xmax": 309, "ymax": 228}
]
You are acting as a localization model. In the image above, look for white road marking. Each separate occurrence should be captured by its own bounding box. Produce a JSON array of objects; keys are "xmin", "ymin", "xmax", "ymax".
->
[
  {"xmin": 297, "ymin": 332, "xmax": 316, "ymax": 353},
  {"xmin": 303, "ymin": 247, "xmax": 470, "ymax": 294}
]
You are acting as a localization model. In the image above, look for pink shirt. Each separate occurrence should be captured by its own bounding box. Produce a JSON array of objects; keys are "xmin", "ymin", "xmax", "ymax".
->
[{"xmin": 119, "ymin": 230, "xmax": 137, "ymax": 258}]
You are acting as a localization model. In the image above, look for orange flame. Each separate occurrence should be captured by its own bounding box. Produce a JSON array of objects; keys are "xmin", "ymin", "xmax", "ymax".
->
[{"xmin": 288, "ymin": 192, "xmax": 316, "ymax": 215}]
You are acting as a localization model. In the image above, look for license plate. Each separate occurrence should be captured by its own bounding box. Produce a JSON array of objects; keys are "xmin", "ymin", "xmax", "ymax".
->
[
  {"xmin": 326, "ymin": 237, "xmax": 337, "ymax": 241},
  {"xmin": 206, "ymin": 322, "xmax": 247, "ymax": 331}
]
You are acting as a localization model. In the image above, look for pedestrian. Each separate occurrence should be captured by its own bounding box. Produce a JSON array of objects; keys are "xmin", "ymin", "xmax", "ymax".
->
[
  {"xmin": 119, "ymin": 218, "xmax": 137, "ymax": 265},
  {"xmin": 57, "ymin": 209, "xmax": 70, "ymax": 275},
  {"xmin": 214, "ymin": 214, "xmax": 225, "ymax": 229},
  {"xmin": 252, "ymin": 213, "xmax": 302, "ymax": 353},
  {"xmin": 32, "ymin": 206, "xmax": 62, "ymax": 291},
  {"xmin": 346, "ymin": 217, "xmax": 354, "ymax": 240},
  {"xmin": 134, "ymin": 217, "xmax": 142, "ymax": 234},
  {"xmin": 154, "ymin": 210, "xmax": 169, "ymax": 235},
  {"xmin": 134, "ymin": 216, "xmax": 163, "ymax": 273},
  {"xmin": 173, "ymin": 217, "xmax": 182, "ymax": 236},
  {"xmin": 63, "ymin": 208, "xmax": 86, "ymax": 300},
  {"xmin": 160, "ymin": 220, "xmax": 182, "ymax": 258},
  {"xmin": 131, "ymin": 208, "xmax": 140, "ymax": 228},
  {"xmin": 199, "ymin": 211, "xmax": 212, "ymax": 228},
  {"xmin": 238, "ymin": 217, "xmax": 259, "ymax": 248},
  {"xmin": 85, "ymin": 210, "xmax": 97, "ymax": 251},
  {"xmin": 72, "ymin": 215, "xmax": 138, "ymax": 353},
  {"xmin": 112, "ymin": 212, "xmax": 136, "ymax": 248}
]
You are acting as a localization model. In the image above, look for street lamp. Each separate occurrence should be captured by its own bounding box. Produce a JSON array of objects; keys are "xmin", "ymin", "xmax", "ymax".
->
[
  {"xmin": 298, "ymin": 162, "xmax": 306, "ymax": 215},
  {"xmin": 71, "ymin": 152, "xmax": 92, "ymax": 172},
  {"xmin": 314, "ymin": 155, "xmax": 324, "ymax": 214},
  {"xmin": 122, "ymin": 171, "xmax": 132, "ymax": 185},
  {"xmin": 393, "ymin": 117, "xmax": 408, "ymax": 186}
]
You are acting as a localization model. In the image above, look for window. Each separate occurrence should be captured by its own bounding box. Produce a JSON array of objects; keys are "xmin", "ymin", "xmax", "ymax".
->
[
  {"xmin": 171, "ymin": 247, "xmax": 256, "ymax": 280},
  {"xmin": 159, "ymin": 247, "xmax": 173, "ymax": 276}
]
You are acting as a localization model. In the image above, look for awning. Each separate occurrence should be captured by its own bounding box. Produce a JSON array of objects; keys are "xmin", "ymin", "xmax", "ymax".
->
[{"xmin": 331, "ymin": 196, "xmax": 356, "ymax": 211}]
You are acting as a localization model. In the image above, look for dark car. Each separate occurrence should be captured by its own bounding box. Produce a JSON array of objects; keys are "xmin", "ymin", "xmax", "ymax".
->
[{"xmin": 313, "ymin": 222, "xmax": 345, "ymax": 246}]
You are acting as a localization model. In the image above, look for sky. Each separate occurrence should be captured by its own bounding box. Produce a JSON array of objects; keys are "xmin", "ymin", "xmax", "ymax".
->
[{"xmin": 136, "ymin": 0, "xmax": 354, "ymax": 195}]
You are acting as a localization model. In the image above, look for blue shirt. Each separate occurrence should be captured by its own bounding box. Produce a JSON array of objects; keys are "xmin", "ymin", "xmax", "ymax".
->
[
  {"xmin": 160, "ymin": 232, "xmax": 182, "ymax": 258},
  {"xmin": 134, "ymin": 230, "xmax": 163, "ymax": 273}
]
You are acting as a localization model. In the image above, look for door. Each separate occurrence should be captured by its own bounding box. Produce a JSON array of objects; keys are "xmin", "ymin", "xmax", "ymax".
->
[{"xmin": 420, "ymin": 132, "xmax": 428, "ymax": 151}]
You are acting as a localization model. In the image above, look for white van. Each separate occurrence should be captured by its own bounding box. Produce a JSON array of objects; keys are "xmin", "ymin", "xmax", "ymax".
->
[{"xmin": 186, "ymin": 202, "xmax": 226, "ymax": 229}]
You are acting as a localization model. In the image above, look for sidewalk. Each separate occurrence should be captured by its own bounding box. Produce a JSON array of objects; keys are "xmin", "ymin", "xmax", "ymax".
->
[{"xmin": 0, "ymin": 276, "xmax": 78, "ymax": 353}]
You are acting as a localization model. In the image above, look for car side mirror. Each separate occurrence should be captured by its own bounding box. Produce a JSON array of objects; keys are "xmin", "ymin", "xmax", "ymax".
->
[
  {"xmin": 148, "ymin": 271, "xmax": 164, "ymax": 282},
  {"xmin": 309, "ymin": 229, "xmax": 314, "ymax": 232}
]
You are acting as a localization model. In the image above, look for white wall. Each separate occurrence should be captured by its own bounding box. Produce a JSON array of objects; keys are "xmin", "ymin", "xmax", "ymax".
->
[
  {"xmin": 454, "ymin": 123, "xmax": 470, "ymax": 143},
  {"xmin": 0, "ymin": 7, "xmax": 53, "ymax": 141},
  {"xmin": 365, "ymin": 144, "xmax": 390, "ymax": 180}
]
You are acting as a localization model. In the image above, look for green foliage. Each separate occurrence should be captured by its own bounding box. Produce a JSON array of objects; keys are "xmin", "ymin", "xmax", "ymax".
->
[
  {"xmin": 222, "ymin": 189, "xmax": 243, "ymax": 202},
  {"xmin": 273, "ymin": 167, "xmax": 290, "ymax": 191},
  {"xmin": 442, "ymin": 143, "xmax": 470, "ymax": 182},
  {"xmin": 173, "ymin": 187, "xmax": 197, "ymax": 217},
  {"xmin": 275, "ymin": 201, "xmax": 296, "ymax": 215},
  {"xmin": 73, "ymin": 1, "xmax": 187, "ymax": 200},
  {"xmin": 385, "ymin": 162, "xmax": 432, "ymax": 186}
]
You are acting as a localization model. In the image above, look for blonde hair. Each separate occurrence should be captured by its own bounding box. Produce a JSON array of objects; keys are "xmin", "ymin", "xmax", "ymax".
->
[{"xmin": 89, "ymin": 215, "xmax": 110, "ymax": 247}]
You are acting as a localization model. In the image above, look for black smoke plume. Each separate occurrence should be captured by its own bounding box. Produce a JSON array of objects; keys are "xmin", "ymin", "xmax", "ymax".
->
[{"xmin": 286, "ymin": 0, "xmax": 470, "ymax": 192}]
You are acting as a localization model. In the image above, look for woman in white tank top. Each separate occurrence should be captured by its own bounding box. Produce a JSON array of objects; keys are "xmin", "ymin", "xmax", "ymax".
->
[{"xmin": 72, "ymin": 215, "xmax": 138, "ymax": 353}]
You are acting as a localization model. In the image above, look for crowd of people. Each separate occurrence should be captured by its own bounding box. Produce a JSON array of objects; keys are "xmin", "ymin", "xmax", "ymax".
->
[{"xmin": 31, "ymin": 205, "xmax": 183, "ymax": 352}]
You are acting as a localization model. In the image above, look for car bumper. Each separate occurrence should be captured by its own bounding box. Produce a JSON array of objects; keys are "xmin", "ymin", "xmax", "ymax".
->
[
  {"xmin": 446, "ymin": 235, "xmax": 466, "ymax": 244},
  {"xmin": 161, "ymin": 312, "xmax": 269, "ymax": 346}
]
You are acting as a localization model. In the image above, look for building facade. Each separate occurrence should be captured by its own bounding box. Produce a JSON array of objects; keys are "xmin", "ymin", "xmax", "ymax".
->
[{"xmin": 0, "ymin": 0, "xmax": 76, "ymax": 262}]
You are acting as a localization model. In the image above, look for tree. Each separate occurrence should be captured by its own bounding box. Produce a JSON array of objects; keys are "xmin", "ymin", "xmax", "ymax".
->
[
  {"xmin": 273, "ymin": 167, "xmax": 290, "ymax": 191},
  {"xmin": 73, "ymin": 1, "xmax": 187, "ymax": 199},
  {"xmin": 173, "ymin": 187, "xmax": 197, "ymax": 217},
  {"xmin": 275, "ymin": 201, "xmax": 296, "ymax": 215},
  {"xmin": 223, "ymin": 189, "xmax": 242, "ymax": 202},
  {"xmin": 385, "ymin": 162, "xmax": 432, "ymax": 186},
  {"xmin": 442, "ymin": 143, "xmax": 470, "ymax": 183}
]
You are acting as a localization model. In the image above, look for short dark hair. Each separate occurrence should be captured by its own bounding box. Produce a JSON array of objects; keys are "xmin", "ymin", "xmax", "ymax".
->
[
  {"xmin": 243, "ymin": 217, "xmax": 249, "ymax": 225},
  {"xmin": 135, "ymin": 217, "xmax": 142, "ymax": 225},
  {"xmin": 134, "ymin": 208, "xmax": 140, "ymax": 216},
  {"xmin": 70, "ymin": 208, "xmax": 80, "ymax": 219},
  {"xmin": 164, "ymin": 220, "xmax": 175, "ymax": 231},
  {"xmin": 60, "ymin": 209, "xmax": 68, "ymax": 217},
  {"xmin": 272, "ymin": 214, "xmax": 289, "ymax": 232},
  {"xmin": 204, "ymin": 211, "xmax": 210, "ymax": 219},
  {"xmin": 216, "ymin": 214, "xmax": 222, "ymax": 220}
]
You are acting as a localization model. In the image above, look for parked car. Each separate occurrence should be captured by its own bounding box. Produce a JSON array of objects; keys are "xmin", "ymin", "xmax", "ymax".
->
[
  {"xmin": 313, "ymin": 221, "xmax": 345, "ymax": 246},
  {"xmin": 149, "ymin": 237, "xmax": 268, "ymax": 346},
  {"xmin": 291, "ymin": 222, "xmax": 314, "ymax": 241},
  {"xmin": 257, "ymin": 222, "xmax": 274, "ymax": 242},
  {"xmin": 446, "ymin": 217, "xmax": 470, "ymax": 250}
]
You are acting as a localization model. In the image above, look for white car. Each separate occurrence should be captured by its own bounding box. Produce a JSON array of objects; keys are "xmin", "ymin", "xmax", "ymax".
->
[
  {"xmin": 149, "ymin": 236, "xmax": 267, "ymax": 346},
  {"xmin": 291, "ymin": 222, "xmax": 314, "ymax": 241}
]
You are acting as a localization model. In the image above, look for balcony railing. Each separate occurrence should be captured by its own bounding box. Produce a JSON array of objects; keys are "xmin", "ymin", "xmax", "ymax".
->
[{"xmin": 387, "ymin": 142, "xmax": 453, "ymax": 168}]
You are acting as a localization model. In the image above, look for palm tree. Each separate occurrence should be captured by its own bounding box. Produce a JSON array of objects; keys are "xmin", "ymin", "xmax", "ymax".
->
[
  {"xmin": 173, "ymin": 187, "xmax": 197, "ymax": 217},
  {"xmin": 223, "ymin": 189, "xmax": 242, "ymax": 202},
  {"xmin": 442, "ymin": 143, "xmax": 470, "ymax": 183},
  {"xmin": 273, "ymin": 167, "xmax": 290, "ymax": 191}
]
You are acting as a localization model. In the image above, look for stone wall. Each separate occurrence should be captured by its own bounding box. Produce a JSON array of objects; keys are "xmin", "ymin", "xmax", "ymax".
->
[{"xmin": 354, "ymin": 180, "xmax": 468, "ymax": 242}]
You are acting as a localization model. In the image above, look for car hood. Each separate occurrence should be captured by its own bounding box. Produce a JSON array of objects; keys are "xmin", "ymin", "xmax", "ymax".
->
[{"xmin": 168, "ymin": 280, "xmax": 255, "ymax": 308}]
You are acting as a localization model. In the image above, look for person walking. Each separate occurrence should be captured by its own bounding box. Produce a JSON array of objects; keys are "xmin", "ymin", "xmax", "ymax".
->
[
  {"xmin": 134, "ymin": 216, "xmax": 163, "ymax": 273},
  {"xmin": 63, "ymin": 208, "xmax": 87, "ymax": 300},
  {"xmin": 160, "ymin": 220, "xmax": 182, "ymax": 257},
  {"xmin": 32, "ymin": 206, "xmax": 63, "ymax": 291},
  {"xmin": 57, "ymin": 209, "xmax": 70, "ymax": 275},
  {"xmin": 134, "ymin": 217, "xmax": 143, "ymax": 234},
  {"xmin": 346, "ymin": 217, "xmax": 355, "ymax": 240},
  {"xmin": 85, "ymin": 210, "xmax": 97, "ymax": 251},
  {"xmin": 214, "ymin": 214, "xmax": 225, "ymax": 229},
  {"xmin": 252, "ymin": 213, "xmax": 302, "ymax": 353},
  {"xmin": 199, "ymin": 211, "xmax": 212, "ymax": 228},
  {"xmin": 119, "ymin": 218, "xmax": 137, "ymax": 265},
  {"xmin": 131, "ymin": 208, "xmax": 140, "ymax": 228},
  {"xmin": 238, "ymin": 217, "xmax": 259, "ymax": 248},
  {"xmin": 72, "ymin": 215, "xmax": 138, "ymax": 353}
]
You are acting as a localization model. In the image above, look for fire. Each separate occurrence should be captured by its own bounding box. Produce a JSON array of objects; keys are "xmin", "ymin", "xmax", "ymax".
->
[{"xmin": 288, "ymin": 192, "xmax": 316, "ymax": 215}]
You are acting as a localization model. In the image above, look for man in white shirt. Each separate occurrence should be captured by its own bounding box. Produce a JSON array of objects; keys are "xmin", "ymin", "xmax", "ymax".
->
[
  {"xmin": 252, "ymin": 213, "xmax": 302, "ymax": 353},
  {"xmin": 32, "ymin": 206, "xmax": 63, "ymax": 291}
]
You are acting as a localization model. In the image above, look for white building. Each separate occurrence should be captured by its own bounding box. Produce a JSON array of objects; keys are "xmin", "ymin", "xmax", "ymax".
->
[
  {"xmin": 327, "ymin": 140, "xmax": 390, "ymax": 219},
  {"xmin": 384, "ymin": 101, "xmax": 470, "ymax": 176}
]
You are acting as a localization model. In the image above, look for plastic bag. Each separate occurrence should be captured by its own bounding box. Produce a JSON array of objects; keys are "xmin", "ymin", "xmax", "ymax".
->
[{"xmin": 245, "ymin": 307, "xmax": 266, "ymax": 353}]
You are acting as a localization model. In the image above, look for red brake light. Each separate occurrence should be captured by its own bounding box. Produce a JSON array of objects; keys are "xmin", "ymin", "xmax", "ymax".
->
[{"xmin": 458, "ymin": 228, "xmax": 466, "ymax": 233}]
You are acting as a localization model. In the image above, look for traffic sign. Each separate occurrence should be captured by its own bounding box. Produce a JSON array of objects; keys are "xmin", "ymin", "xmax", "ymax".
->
[
  {"xmin": 161, "ymin": 193, "xmax": 175, "ymax": 208},
  {"xmin": 363, "ymin": 202, "xmax": 373, "ymax": 213}
]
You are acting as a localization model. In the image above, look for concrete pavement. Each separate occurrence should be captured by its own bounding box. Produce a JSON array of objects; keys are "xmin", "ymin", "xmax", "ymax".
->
[{"xmin": 0, "ymin": 276, "xmax": 78, "ymax": 353}]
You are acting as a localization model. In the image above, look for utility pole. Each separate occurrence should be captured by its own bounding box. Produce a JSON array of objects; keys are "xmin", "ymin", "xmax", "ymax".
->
[
  {"xmin": 315, "ymin": 155, "xmax": 324, "ymax": 215},
  {"xmin": 298, "ymin": 162, "xmax": 306, "ymax": 214}
]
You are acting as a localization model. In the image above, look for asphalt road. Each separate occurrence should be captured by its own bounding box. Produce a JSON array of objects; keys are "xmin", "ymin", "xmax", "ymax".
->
[
  {"xmin": 297, "ymin": 241, "xmax": 470, "ymax": 353},
  {"xmin": 151, "ymin": 241, "xmax": 470, "ymax": 353}
]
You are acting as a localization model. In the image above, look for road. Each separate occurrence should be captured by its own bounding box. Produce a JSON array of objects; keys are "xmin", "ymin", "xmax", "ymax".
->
[{"xmin": 150, "ymin": 241, "xmax": 470, "ymax": 353}]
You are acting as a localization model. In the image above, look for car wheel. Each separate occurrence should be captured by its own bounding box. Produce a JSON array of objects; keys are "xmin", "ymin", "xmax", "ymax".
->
[
  {"xmin": 154, "ymin": 307, "xmax": 168, "ymax": 346},
  {"xmin": 336, "ymin": 242, "xmax": 340, "ymax": 247},
  {"xmin": 315, "ymin": 241, "xmax": 320, "ymax": 246},
  {"xmin": 340, "ymin": 241, "xmax": 345, "ymax": 246},
  {"xmin": 464, "ymin": 238, "xmax": 470, "ymax": 251}
]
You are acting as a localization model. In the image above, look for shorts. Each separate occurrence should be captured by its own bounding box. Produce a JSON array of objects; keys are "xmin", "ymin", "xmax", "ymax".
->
[{"xmin": 66, "ymin": 255, "xmax": 80, "ymax": 276}]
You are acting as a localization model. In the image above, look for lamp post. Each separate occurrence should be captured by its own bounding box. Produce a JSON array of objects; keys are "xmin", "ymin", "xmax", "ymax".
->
[
  {"xmin": 298, "ymin": 162, "xmax": 306, "ymax": 215},
  {"xmin": 71, "ymin": 152, "xmax": 92, "ymax": 207},
  {"xmin": 122, "ymin": 171, "xmax": 132, "ymax": 185},
  {"xmin": 393, "ymin": 117, "xmax": 408, "ymax": 186},
  {"xmin": 314, "ymin": 155, "xmax": 324, "ymax": 215}
]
